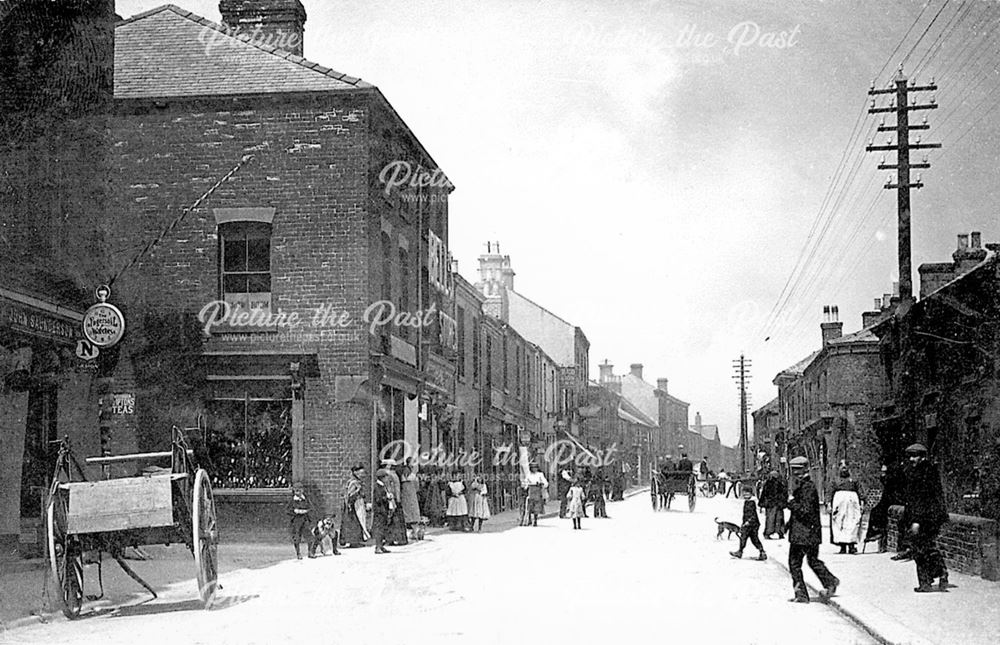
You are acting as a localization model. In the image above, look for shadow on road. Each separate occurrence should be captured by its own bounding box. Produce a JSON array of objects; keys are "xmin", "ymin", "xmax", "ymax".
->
[{"xmin": 111, "ymin": 594, "xmax": 258, "ymax": 618}]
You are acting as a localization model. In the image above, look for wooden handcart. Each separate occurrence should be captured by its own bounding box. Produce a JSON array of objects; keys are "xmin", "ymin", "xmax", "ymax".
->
[{"xmin": 45, "ymin": 426, "xmax": 219, "ymax": 619}]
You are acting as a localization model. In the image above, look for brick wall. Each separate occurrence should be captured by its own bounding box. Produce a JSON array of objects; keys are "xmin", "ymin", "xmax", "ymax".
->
[
  {"xmin": 887, "ymin": 505, "xmax": 1000, "ymax": 581},
  {"xmin": 105, "ymin": 92, "xmax": 375, "ymax": 511}
]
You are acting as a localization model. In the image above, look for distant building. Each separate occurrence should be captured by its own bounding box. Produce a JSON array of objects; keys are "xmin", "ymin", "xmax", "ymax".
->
[
  {"xmin": 752, "ymin": 397, "xmax": 782, "ymax": 473},
  {"xmin": 476, "ymin": 247, "xmax": 590, "ymax": 439}
]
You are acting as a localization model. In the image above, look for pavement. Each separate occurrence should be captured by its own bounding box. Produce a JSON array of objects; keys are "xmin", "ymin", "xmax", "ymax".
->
[
  {"xmin": 2, "ymin": 489, "xmax": 996, "ymax": 645},
  {"xmin": 710, "ymin": 496, "xmax": 1000, "ymax": 645}
]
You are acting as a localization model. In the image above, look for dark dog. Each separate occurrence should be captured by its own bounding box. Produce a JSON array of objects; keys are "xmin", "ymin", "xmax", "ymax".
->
[
  {"xmin": 308, "ymin": 516, "xmax": 340, "ymax": 557},
  {"xmin": 715, "ymin": 517, "xmax": 741, "ymax": 540}
]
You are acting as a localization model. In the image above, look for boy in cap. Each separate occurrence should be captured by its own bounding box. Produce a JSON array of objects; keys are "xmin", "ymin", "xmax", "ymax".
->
[
  {"xmin": 904, "ymin": 443, "xmax": 952, "ymax": 592},
  {"xmin": 287, "ymin": 482, "xmax": 313, "ymax": 559},
  {"xmin": 730, "ymin": 485, "xmax": 766, "ymax": 560},
  {"xmin": 785, "ymin": 456, "xmax": 839, "ymax": 603}
]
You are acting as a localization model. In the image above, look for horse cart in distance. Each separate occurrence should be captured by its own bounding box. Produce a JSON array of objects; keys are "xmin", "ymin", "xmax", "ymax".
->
[
  {"xmin": 45, "ymin": 426, "xmax": 219, "ymax": 618},
  {"xmin": 650, "ymin": 471, "xmax": 697, "ymax": 512}
]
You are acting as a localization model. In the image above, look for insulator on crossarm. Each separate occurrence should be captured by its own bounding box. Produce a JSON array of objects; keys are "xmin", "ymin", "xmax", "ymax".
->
[
  {"xmin": 871, "ymin": 98, "xmax": 877, "ymax": 109},
  {"xmin": 868, "ymin": 137, "xmax": 874, "ymax": 146},
  {"xmin": 880, "ymin": 156, "xmax": 886, "ymax": 164},
  {"xmin": 915, "ymin": 135, "xmax": 922, "ymax": 143},
  {"xmin": 922, "ymin": 155, "xmax": 929, "ymax": 163},
  {"xmin": 930, "ymin": 95, "xmax": 937, "ymax": 105},
  {"xmin": 922, "ymin": 116, "xmax": 928, "ymax": 125},
  {"xmin": 890, "ymin": 98, "xmax": 896, "ymax": 108},
  {"xmin": 870, "ymin": 80, "xmax": 876, "ymax": 90},
  {"xmin": 880, "ymin": 118, "xmax": 886, "ymax": 126}
]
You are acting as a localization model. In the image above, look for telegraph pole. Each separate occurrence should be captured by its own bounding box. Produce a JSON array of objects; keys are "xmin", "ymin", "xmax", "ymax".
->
[
  {"xmin": 732, "ymin": 355, "xmax": 751, "ymax": 473},
  {"xmin": 866, "ymin": 68, "xmax": 940, "ymax": 302}
]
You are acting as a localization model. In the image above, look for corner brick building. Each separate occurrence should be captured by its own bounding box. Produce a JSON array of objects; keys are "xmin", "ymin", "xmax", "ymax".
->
[{"xmin": 103, "ymin": 2, "xmax": 455, "ymax": 523}]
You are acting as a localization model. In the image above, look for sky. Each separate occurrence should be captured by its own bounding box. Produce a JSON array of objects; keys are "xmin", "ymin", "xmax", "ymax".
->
[{"xmin": 116, "ymin": 0, "xmax": 1000, "ymax": 446}]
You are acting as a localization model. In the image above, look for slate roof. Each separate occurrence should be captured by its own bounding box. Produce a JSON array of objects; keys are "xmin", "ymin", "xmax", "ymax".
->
[
  {"xmin": 827, "ymin": 328, "xmax": 878, "ymax": 345},
  {"xmin": 114, "ymin": 5, "xmax": 373, "ymax": 99}
]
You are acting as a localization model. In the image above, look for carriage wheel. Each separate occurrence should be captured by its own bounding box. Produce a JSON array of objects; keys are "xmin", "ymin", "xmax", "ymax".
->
[
  {"xmin": 688, "ymin": 492, "xmax": 697, "ymax": 512},
  {"xmin": 192, "ymin": 469, "xmax": 219, "ymax": 608},
  {"xmin": 46, "ymin": 490, "xmax": 84, "ymax": 619}
]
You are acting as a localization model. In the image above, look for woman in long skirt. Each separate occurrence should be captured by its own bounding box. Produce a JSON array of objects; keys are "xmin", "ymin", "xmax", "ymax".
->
[
  {"xmin": 468, "ymin": 475, "xmax": 491, "ymax": 531},
  {"xmin": 340, "ymin": 463, "xmax": 370, "ymax": 548},
  {"xmin": 830, "ymin": 466, "xmax": 862, "ymax": 554},
  {"xmin": 446, "ymin": 471, "xmax": 469, "ymax": 531},
  {"xmin": 399, "ymin": 458, "xmax": 422, "ymax": 538},
  {"xmin": 422, "ymin": 468, "xmax": 446, "ymax": 527}
]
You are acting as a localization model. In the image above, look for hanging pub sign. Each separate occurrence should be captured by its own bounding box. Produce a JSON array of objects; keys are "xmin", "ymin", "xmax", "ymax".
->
[{"xmin": 82, "ymin": 285, "xmax": 125, "ymax": 348}]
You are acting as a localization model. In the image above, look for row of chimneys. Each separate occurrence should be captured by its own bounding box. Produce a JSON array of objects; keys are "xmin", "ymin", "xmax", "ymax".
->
[
  {"xmin": 219, "ymin": 0, "xmax": 308, "ymax": 57},
  {"xmin": 598, "ymin": 360, "xmax": 670, "ymax": 393}
]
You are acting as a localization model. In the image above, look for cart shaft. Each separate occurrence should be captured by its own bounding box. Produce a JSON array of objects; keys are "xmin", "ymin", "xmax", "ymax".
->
[{"xmin": 85, "ymin": 450, "xmax": 193, "ymax": 465}]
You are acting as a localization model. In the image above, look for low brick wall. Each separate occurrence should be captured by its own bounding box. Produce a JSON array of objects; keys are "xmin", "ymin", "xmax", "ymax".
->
[{"xmin": 887, "ymin": 505, "xmax": 1000, "ymax": 581}]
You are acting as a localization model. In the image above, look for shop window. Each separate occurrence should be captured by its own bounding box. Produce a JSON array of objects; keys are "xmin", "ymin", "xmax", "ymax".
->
[
  {"xmin": 220, "ymin": 222, "xmax": 272, "ymax": 313},
  {"xmin": 205, "ymin": 388, "xmax": 292, "ymax": 489}
]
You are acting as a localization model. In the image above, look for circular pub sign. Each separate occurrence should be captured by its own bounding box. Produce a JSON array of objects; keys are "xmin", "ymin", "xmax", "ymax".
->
[{"xmin": 82, "ymin": 285, "xmax": 125, "ymax": 348}]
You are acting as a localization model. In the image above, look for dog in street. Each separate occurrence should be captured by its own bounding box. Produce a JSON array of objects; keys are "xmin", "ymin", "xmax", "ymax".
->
[
  {"xmin": 411, "ymin": 516, "xmax": 429, "ymax": 540},
  {"xmin": 308, "ymin": 516, "xmax": 340, "ymax": 557},
  {"xmin": 715, "ymin": 517, "xmax": 741, "ymax": 540}
]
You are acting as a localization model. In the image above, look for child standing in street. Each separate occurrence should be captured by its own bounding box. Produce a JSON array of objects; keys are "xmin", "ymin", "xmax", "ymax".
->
[
  {"xmin": 287, "ymin": 482, "xmax": 313, "ymax": 559},
  {"xmin": 567, "ymin": 479, "xmax": 585, "ymax": 530},
  {"xmin": 731, "ymin": 486, "xmax": 766, "ymax": 561},
  {"xmin": 468, "ymin": 475, "xmax": 491, "ymax": 531}
]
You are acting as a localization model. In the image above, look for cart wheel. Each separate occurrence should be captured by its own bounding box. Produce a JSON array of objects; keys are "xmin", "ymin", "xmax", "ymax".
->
[
  {"xmin": 688, "ymin": 492, "xmax": 697, "ymax": 512},
  {"xmin": 192, "ymin": 469, "xmax": 219, "ymax": 608},
  {"xmin": 46, "ymin": 491, "xmax": 84, "ymax": 619}
]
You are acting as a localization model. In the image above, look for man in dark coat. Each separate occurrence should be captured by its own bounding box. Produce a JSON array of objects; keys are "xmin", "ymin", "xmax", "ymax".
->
[
  {"xmin": 785, "ymin": 456, "xmax": 839, "ymax": 603},
  {"xmin": 760, "ymin": 470, "xmax": 788, "ymax": 539},
  {"xmin": 372, "ymin": 469, "xmax": 395, "ymax": 554},
  {"xmin": 904, "ymin": 443, "xmax": 951, "ymax": 592}
]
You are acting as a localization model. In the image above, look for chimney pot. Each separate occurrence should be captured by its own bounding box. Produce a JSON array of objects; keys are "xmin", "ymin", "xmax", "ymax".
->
[
  {"xmin": 874, "ymin": 298, "xmax": 882, "ymax": 310},
  {"xmin": 971, "ymin": 232, "xmax": 982, "ymax": 249},
  {"xmin": 892, "ymin": 281, "xmax": 900, "ymax": 296},
  {"xmin": 958, "ymin": 233, "xmax": 970, "ymax": 251},
  {"xmin": 629, "ymin": 363, "xmax": 643, "ymax": 379}
]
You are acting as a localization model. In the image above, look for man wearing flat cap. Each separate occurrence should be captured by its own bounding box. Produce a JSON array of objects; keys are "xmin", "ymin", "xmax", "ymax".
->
[
  {"xmin": 904, "ymin": 443, "xmax": 951, "ymax": 592},
  {"xmin": 785, "ymin": 456, "xmax": 839, "ymax": 603}
]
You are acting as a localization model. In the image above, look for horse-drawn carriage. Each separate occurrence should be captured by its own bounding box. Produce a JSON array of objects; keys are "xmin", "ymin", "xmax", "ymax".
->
[
  {"xmin": 650, "ymin": 470, "xmax": 697, "ymax": 512},
  {"xmin": 45, "ymin": 426, "xmax": 219, "ymax": 618}
]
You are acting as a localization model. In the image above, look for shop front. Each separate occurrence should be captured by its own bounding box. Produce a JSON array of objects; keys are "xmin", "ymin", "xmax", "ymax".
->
[{"xmin": 1, "ymin": 286, "xmax": 94, "ymax": 558}]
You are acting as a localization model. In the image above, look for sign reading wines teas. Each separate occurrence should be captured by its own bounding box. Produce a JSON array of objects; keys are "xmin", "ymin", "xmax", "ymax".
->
[{"xmin": 82, "ymin": 285, "xmax": 125, "ymax": 348}]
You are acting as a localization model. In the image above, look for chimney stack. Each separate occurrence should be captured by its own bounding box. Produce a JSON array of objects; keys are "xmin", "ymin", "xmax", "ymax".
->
[
  {"xmin": 957, "ymin": 233, "xmax": 969, "ymax": 251},
  {"xmin": 953, "ymin": 231, "xmax": 987, "ymax": 274},
  {"xmin": 629, "ymin": 363, "xmax": 643, "ymax": 380},
  {"xmin": 821, "ymin": 305, "xmax": 843, "ymax": 347},
  {"xmin": 657, "ymin": 378, "xmax": 669, "ymax": 394},
  {"xmin": 219, "ymin": 1, "xmax": 307, "ymax": 56},
  {"xmin": 599, "ymin": 360, "xmax": 614, "ymax": 383}
]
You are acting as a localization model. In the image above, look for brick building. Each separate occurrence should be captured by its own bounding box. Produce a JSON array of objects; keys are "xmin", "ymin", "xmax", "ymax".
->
[
  {"xmin": 0, "ymin": 0, "xmax": 117, "ymax": 557},
  {"xmin": 772, "ymin": 307, "xmax": 886, "ymax": 500},
  {"xmin": 752, "ymin": 397, "xmax": 782, "ymax": 473},
  {"xmin": 99, "ymin": 2, "xmax": 456, "ymax": 522},
  {"xmin": 873, "ymin": 233, "xmax": 1000, "ymax": 520},
  {"xmin": 655, "ymin": 377, "xmax": 690, "ymax": 460}
]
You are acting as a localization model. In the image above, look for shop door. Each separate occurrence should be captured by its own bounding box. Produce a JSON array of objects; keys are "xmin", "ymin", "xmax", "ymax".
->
[{"xmin": 20, "ymin": 386, "xmax": 57, "ymax": 518}]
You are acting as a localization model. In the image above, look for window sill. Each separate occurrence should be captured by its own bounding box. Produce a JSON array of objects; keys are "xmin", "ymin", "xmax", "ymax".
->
[
  {"xmin": 209, "ymin": 325, "xmax": 281, "ymax": 335},
  {"xmin": 214, "ymin": 488, "xmax": 290, "ymax": 503}
]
